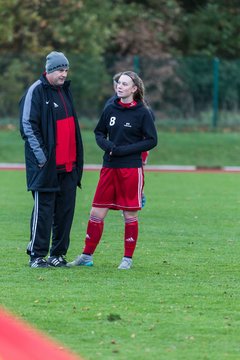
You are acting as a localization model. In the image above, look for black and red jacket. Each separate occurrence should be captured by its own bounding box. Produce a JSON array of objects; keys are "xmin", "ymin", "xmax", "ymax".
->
[
  {"xmin": 19, "ymin": 74, "xmax": 84, "ymax": 192},
  {"xmin": 50, "ymin": 84, "xmax": 77, "ymax": 173}
]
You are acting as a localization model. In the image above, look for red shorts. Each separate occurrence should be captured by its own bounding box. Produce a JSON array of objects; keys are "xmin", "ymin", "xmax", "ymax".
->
[
  {"xmin": 92, "ymin": 167, "xmax": 144, "ymax": 211},
  {"xmin": 141, "ymin": 151, "xmax": 149, "ymax": 165}
]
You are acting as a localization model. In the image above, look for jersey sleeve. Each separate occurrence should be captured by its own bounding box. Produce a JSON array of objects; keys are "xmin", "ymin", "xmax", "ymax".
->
[
  {"xmin": 112, "ymin": 110, "xmax": 158, "ymax": 157},
  {"xmin": 19, "ymin": 82, "xmax": 47, "ymax": 165},
  {"xmin": 94, "ymin": 110, "xmax": 116, "ymax": 153}
]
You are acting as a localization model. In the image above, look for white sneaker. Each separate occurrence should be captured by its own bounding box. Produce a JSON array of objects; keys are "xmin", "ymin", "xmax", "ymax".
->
[
  {"xmin": 67, "ymin": 254, "xmax": 93, "ymax": 267},
  {"xmin": 118, "ymin": 257, "xmax": 132, "ymax": 270}
]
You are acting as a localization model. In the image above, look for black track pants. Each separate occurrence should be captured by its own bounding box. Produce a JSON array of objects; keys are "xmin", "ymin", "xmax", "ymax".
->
[{"xmin": 27, "ymin": 169, "xmax": 78, "ymax": 258}]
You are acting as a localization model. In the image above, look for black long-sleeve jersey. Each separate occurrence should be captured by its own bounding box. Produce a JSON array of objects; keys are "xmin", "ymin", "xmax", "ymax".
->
[{"xmin": 94, "ymin": 98, "xmax": 158, "ymax": 168}]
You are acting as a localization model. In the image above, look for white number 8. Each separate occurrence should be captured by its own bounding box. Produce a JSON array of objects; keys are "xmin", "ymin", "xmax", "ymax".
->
[{"xmin": 109, "ymin": 117, "xmax": 116, "ymax": 126}]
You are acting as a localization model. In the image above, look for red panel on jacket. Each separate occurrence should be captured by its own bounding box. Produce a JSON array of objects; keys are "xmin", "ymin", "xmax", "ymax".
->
[{"xmin": 56, "ymin": 116, "xmax": 76, "ymax": 172}]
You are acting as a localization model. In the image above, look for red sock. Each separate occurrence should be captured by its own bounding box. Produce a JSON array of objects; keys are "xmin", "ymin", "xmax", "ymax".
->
[
  {"xmin": 124, "ymin": 217, "xmax": 138, "ymax": 258},
  {"xmin": 82, "ymin": 215, "xmax": 104, "ymax": 255}
]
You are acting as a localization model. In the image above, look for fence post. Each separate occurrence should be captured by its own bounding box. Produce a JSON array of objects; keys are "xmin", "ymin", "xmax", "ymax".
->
[{"xmin": 212, "ymin": 57, "xmax": 219, "ymax": 128}]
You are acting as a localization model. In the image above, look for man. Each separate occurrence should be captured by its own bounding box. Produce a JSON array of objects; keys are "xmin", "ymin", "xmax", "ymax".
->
[{"xmin": 19, "ymin": 51, "xmax": 84, "ymax": 268}]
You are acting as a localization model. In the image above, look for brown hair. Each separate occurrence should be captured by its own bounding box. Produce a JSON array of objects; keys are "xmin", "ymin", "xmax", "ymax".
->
[{"xmin": 113, "ymin": 72, "xmax": 122, "ymax": 83}]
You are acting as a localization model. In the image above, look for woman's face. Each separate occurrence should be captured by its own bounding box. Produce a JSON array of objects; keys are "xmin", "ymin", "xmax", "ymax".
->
[{"xmin": 117, "ymin": 74, "xmax": 137, "ymax": 102}]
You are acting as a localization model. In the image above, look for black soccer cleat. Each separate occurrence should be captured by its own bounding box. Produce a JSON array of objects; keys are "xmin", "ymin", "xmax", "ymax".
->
[
  {"xmin": 29, "ymin": 257, "xmax": 50, "ymax": 268},
  {"xmin": 47, "ymin": 255, "xmax": 68, "ymax": 267}
]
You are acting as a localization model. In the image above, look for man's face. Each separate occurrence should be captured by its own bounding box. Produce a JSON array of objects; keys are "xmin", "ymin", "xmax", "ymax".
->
[{"xmin": 46, "ymin": 68, "xmax": 68, "ymax": 86}]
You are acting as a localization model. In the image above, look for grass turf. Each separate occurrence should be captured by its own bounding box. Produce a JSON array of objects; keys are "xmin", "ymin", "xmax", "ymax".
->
[
  {"xmin": 0, "ymin": 170, "xmax": 240, "ymax": 359},
  {"xmin": 1, "ymin": 129, "xmax": 240, "ymax": 166}
]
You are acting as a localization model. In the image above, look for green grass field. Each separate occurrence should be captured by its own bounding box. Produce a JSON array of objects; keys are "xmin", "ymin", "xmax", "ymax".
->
[
  {"xmin": 1, "ymin": 128, "xmax": 240, "ymax": 166},
  {"xmin": 1, "ymin": 169, "xmax": 240, "ymax": 359}
]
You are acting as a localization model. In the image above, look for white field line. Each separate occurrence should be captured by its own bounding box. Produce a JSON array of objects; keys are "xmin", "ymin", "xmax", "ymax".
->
[{"xmin": 1, "ymin": 163, "xmax": 240, "ymax": 172}]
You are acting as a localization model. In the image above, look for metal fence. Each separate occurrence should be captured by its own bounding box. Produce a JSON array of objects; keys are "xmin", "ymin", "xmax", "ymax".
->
[{"xmin": 1, "ymin": 54, "xmax": 240, "ymax": 129}]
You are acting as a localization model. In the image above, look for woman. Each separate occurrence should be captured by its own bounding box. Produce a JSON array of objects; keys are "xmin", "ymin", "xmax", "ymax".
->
[{"xmin": 68, "ymin": 71, "xmax": 158, "ymax": 269}]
